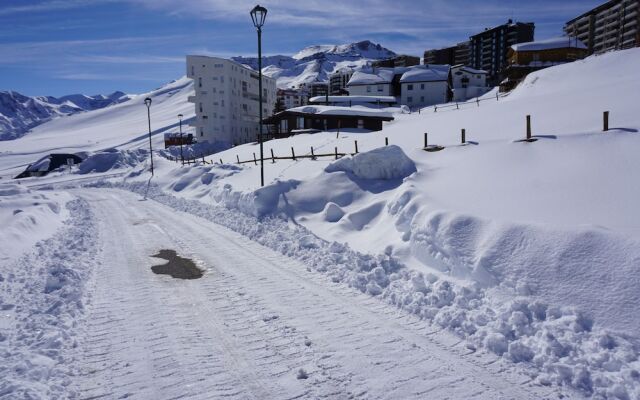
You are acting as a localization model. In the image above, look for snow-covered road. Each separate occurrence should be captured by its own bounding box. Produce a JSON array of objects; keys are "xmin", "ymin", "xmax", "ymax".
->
[{"xmin": 68, "ymin": 188, "xmax": 558, "ymax": 399}]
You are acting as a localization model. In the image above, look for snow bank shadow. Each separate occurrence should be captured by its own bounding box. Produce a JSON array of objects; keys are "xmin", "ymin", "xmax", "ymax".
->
[{"xmin": 150, "ymin": 249, "xmax": 203, "ymax": 279}]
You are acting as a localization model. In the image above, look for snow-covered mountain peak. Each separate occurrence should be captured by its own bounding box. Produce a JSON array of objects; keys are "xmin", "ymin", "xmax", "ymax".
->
[
  {"xmin": 292, "ymin": 40, "xmax": 396, "ymax": 61},
  {"xmin": 233, "ymin": 40, "xmax": 398, "ymax": 89}
]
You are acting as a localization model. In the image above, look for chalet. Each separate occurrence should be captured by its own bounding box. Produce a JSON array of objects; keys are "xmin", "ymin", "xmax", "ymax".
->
[
  {"xmin": 450, "ymin": 65, "xmax": 489, "ymax": 101},
  {"xmin": 346, "ymin": 65, "xmax": 451, "ymax": 108},
  {"xmin": 263, "ymin": 105, "xmax": 394, "ymax": 136},
  {"xmin": 308, "ymin": 95, "xmax": 396, "ymax": 107},
  {"xmin": 501, "ymin": 37, "xmax": 588, "ymax": 91}
]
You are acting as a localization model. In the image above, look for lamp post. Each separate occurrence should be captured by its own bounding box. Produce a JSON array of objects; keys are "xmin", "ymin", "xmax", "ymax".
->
[
  {"xmin": 250, "ymin": 4, "xmax": 267, "ymax": 187},
  {"xmin": 178, "ymin": 113, "xmax": 184, "ymax": 164},
  {"xmin": 144, "ymin": 97, "xmax": 154, "ymax": 176}
]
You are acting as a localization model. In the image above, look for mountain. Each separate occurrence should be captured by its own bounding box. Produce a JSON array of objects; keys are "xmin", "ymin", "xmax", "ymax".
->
[
  {"xmin": 0, "ymin": 90, "xmax": 131, "ymax": 141},
  {"xmin": 233, "ymin": 40, "xmax": 397, "ymax": 89}
]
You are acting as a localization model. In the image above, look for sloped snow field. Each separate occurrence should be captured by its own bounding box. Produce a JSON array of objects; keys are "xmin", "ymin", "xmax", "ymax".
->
[{"xmin": 1, "ymin": 48, "xmax": 640, "ymax": 399}]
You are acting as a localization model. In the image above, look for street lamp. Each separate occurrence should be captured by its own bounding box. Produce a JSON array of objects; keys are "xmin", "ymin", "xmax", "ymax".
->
[
  {"xmin": 144, "ymin": 97, "xmax": 154, "ymax": 176},
  {"xmin": 250, "ymin": 4, "xmax": 267, "ymax": 187},
  {"xmin": 178, "ymin": 113, "xmax": 184, "ymax": 164}
]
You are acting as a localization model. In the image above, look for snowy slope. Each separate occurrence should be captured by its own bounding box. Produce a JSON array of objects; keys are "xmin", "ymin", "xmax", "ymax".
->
[
  {"xmin": 0, "ymin": 90, "xmax": 131, "ymax": 141},
  {"xmin": 0, "ymin": 77, "xmax": 194, "ymax": 178},
  {"xmin": 233, "ymin": 40, "xmax": 396, "ymax": 88}
]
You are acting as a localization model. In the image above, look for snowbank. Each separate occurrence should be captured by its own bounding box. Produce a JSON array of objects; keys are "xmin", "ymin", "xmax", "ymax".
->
[
  {"xmin": 0, "ymin": 184, "xmax": 72, "ymax": 263},
  {"xmin": 78, "ymin": 148, "xmax": 148, "ymax": 174},
  {"xmin": 325, "ymin": 145, "xmax": 416, "ymax": 180},
  {"xmin": 0, "ymin": 199, "xmax": 97, "ymax": 399}
]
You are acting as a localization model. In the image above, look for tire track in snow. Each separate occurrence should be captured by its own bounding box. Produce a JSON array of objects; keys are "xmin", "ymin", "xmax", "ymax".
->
[{"xmin": 71, "ymin": 188, "xmax": 560, "ymax": 399}]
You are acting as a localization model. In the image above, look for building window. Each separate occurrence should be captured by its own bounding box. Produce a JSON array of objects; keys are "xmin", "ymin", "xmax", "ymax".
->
[
  {"xmin": 377, "ymin": 85, "xmax": 383, "ymax": 92},
  {"xmin": 408, "ymin": 84, "xmax": 413, "ymax": 90},
  {"xmin": 420, "ymin": 96, "xmax": 425, "ymax": 102},
  {"xmin": 420, "ymin": 84, "xmax": 425, "ymax": 89},
  {"xmin": 221, "ymin": 100, "xmax": 225, "ymax": 107},
  {"xmin": 407, "ymin": 96, "xmax": 413, "ymax": 102},
  {"xmin": 199, "ymin": 103, "xmax": 203, "ymax": 112},
  {"xmin": 191, "ymin": 66, "xmax": 194, "ymax": 75},
  {"xmin": 198, "ymin": 77, "xmax": 202, "ymax": 88},
  {"xmin": 357, "ymin": 119, "xmax": 364, "ymax": 129},
  {"xmin": 366, "ymin": 85, "xmax": 371, "ymax": 93}
]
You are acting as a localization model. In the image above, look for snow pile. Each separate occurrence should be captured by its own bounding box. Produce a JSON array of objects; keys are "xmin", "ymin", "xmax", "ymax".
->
[
  {"xmin": 325, "ymin": 145, "xmax": 416, "ymax": 180},
  {"xmin": 0, "ymin": 199, "xmax": 97, "ymax": 399},
  {"xmin": 0, "ymin": 184, "xmax": 71, "ymax": 263},
  {"xmin": 78, "ymin": 148, "xmax": 149, "ymax": 174}
]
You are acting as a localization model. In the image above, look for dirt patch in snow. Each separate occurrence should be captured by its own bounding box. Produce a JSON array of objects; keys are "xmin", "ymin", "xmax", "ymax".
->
[{"xmin": 150, "ymin": 249, "xmax": 203, "ymax": 279}]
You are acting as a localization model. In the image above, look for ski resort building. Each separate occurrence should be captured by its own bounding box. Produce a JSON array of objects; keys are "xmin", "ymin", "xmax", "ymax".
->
[
  {"xmin": 564, "ymin": 0, "xmax": 640, "ymax": 54},
  {"xmin": 450, "ymin": 65, "xmax": 489, "ymax": 101},
  {"xmin": 469, "ymin": 20, "xmax": 535, "ymax": 84},
  {"xmin": 277, "ymin": 88, "xmax": 307, "ymax": 110},
  {"xmin": 346, "ymin": 65, "xmax": 451, "ymax": 108},
  {"xmin": 329, "ymin": 68, "xmax": 355, "ymax": 95},
  {"xmin": 500, "ymin": 37, "xmax": 589, "ymax": 91},
  {"xmin": 186, "ymin": 55, "xmax": 277, "ymax": 146},
  {"xmin": 424, "ymin": 42, "xmax": 471, "ymax": 66},
  {"xmin": 263, "ymin": 105, "xmax": 394, "ymax": 135}
]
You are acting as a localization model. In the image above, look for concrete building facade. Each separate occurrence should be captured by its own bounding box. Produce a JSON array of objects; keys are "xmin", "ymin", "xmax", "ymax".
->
[
  {"xmin": 469, "ymin": 20, "xmax": 535, "ymax": 83},
  {"xmin": 186, "ymin": 55, "xmax": 276, "ymax": 146},
  {"xmin": 424, "ymin": 42, "xmax": 470, "ymax": 66},
  {"xmin": 329, "ymin": 68, "xmax": 355, "ymax": 95},
  {"xmin": 564, "ymin": 0, "xmax": 640, "ymax": 54}
]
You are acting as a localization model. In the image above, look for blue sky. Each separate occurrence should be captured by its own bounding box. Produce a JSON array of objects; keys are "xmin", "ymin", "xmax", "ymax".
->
[{"xmin": 0, "ymin": 0, "xmax": 601, "ymax": 96}]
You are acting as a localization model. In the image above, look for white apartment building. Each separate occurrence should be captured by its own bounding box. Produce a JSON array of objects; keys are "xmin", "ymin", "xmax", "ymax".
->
[
  {"xmin": 186, "ymin": 55, "xmax": 277, "ymax": 146},
  {"xmin": 277, "ymin": 88, "xmax": 307, "ymax": 110}
]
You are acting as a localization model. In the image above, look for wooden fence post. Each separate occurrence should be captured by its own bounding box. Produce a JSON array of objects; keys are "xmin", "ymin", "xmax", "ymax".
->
[
  {"xmin": 424, "ymin": 132, "xmax": 428, "ymax": 148},
  {"xmin": 270, "ymin": 148, "xmax": 275, "ymax": 163},
  {"xmin": 603, "ymin": 111, "xmax": 609, "ymax": 132},
  {"xmin": 310, "ymin": 146, "xmax": 315, "ymax": 160},
  {"xmin": 476, "ymin": 98, "xmax": 480, "ymax": 107},
  {"xmin": 335, "ymin": 146, "xmax": 338, "ymax": 160},
  {"xmin": 253, "ymin": 152, "xmax": 257, "ymax": 165},
  {"xmin": 354, "ymin": 140, "xmax": 358, "ymax": 153},
  {"xmin": 461, "ymin": 128, "xmax": 466, "ymax": 144},
  {"xmin": 291, "ymin": 147, "xmax": 296, "ymax": 161},
  {"xmin": 219, "ymin": 158, "xmax": 222, "ymax": 164},
  {"xmin": 526, "ymin": 115, "xmax": 532, "ymax": 140},
  {"xmin": 236, "ymin": 155, "xmax": 240, "ymax": 164},
  {"xmin": 496, "ymin": 92, "xmax": 499, "ymax": 101},
  {"xmin": 434, "ymin": 105, "xmax": 437, "ymax": 113},
  {"xmin": 456, "ymin": 102, "xmax": 459, "ymax": 110},
  {"xmin": 385, "ymin": 137, "xmax": 389, "ymax": 146}
]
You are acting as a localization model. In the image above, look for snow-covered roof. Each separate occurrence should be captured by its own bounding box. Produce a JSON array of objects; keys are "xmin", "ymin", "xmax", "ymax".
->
[
  {"xmin": 286, "ymin": 105, "xmax": 394, "ymax": 119},
  {"xmin": 347, "ymin": 69, "xmax": 395, "ymax": 85},
  {"xmin": 399, "ymin": 66, "xmax": 449, "ymax": 83},
  {"xmin": 452, "ymin": 64, "xmax": 488, "ymax": 75},
  {"xmin": 348, "ymin": 65, "xmax": 450, "ymax": 86},
  {"xmin": 511, "ymin": 37, "xmax": 587, "ymax": 52},
  {"xmin": 309, "ymin": 95, "xmax": 396, "ymax": 104}
]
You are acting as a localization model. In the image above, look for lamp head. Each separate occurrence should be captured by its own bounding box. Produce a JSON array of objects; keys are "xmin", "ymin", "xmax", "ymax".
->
[
  {"xmin": 144, "ymin": 97, "xmax": 152, "ymax": 107},
  {"xmin": 178, "ymin": 113, "xmax": 183, "ymax": 119},
  {"xmin": 250, "ymin": 4, "xmax": 267, "ymax": 29}
]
